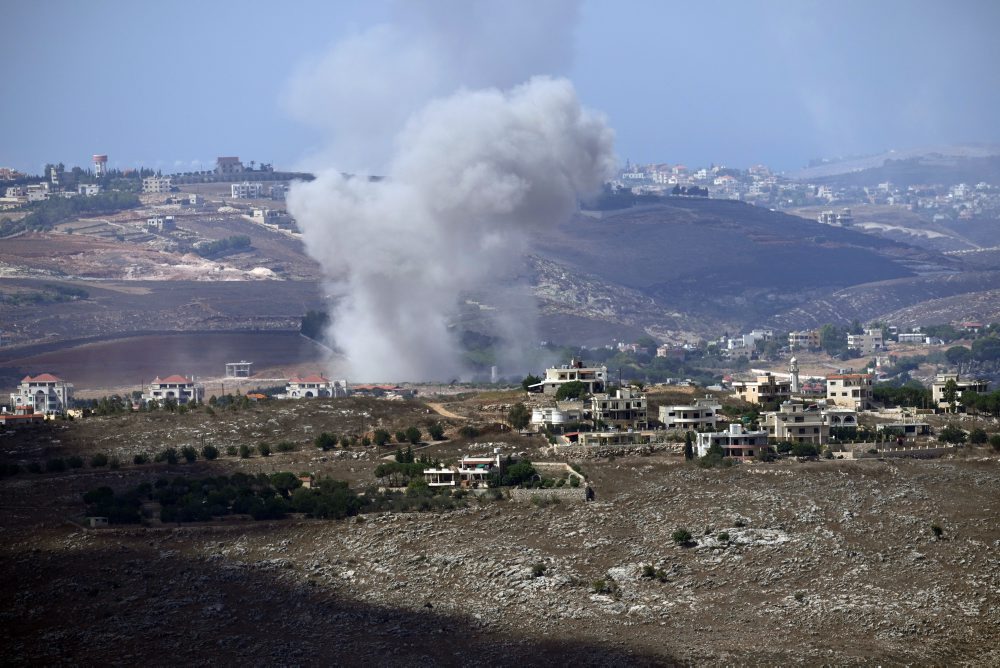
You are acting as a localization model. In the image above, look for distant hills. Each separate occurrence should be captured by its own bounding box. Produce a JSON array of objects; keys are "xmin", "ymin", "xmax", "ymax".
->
[
  {"xmin": 514, "ymin": 197, "xmax": 991, "ymax": 345},
  {"xmin": 793, "ymin": 144, "xmax": 1000, "ymax": 186}
]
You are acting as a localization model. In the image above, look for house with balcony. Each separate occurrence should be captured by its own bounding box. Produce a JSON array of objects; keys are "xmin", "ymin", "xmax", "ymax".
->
[
  {"xmin": 286, "ymin": 374, "xmax": 348, "ymax": 398},
  {"xmin": 658, "ymin": 395, "xmax": 721, "ymax": 431},
  {"xmin": 759, "ymin": 401, "xmax": 856, "ymax": 445},
  {"xmin": 144, "ymin": 375, "xmax": 203, "ymax": 405},
  {"xmin": 696, "ymin": 424, "xmax": 771, "ymax": 460},
  {"xmin": 733, "ymin": 372, "xmax": 791, "ymax": 406},
  {"xmin": 589, "ymin": 387, "xmax": 647, "ymax": 429},
  {"xmin": 10, "ymin": 373, "xmax": 74, "ymax": 414},
  {"xmin": 826, "ymin": 373, "xmax": 874, "ymax": 410},
  {"xmin": 529, "ymin": 359, "xmax": 607, "ymax": 396},
  {"xmin": 931, "ymin": 373, "xmax": 990, "ymax": 412}
]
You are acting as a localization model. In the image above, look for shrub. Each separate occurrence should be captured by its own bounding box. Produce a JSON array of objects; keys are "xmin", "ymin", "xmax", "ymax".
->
[
  {"xmin": 133, "ymin": 453, "xmax": 149, "ymax": 465},
  {"xmin": 315, "ymin": 432, "xmax": 336, "ymax": 450},
  {"xmin": 258, "ymin": 443, "xmax": 271, "ymax": 457},
  {"xmin": 790, "ymin": 443, "xmax": 819, "ymax": 458},
  {"xmin": 90, "ymin": 453, "xmax": 109, "ymax": 468},
  {"xmin": 592, "ymin": 579, "xmax": 612, "ymax": 594},
  {"xmin": 641, "ymin": 564, "xmax": 656, "ymax": 579},
  {"xmin": 275, "ymin": 441, "xmax": 296, "ymax": 453},
  {"xmin": 155, "ymin": 448, "xmax": 179, "ymax": 465},
  {"xmin": 109, "ymin": 457, "xmax": 120, "ymax": 470},
  {"xmin": 225, "ymin": 445, "xmax": 238, "ymax": 456},
  {"xmin": 46, "ymin": 458, "xmax": 66, "ymax": 473},
  {"xmin": 776, "ymin": 442, "xmax": 793, "ymax": 454},
  {"xmin": 361, "ymin": 436, "xmax": 371, "ymax": 447},
  {"xmin": 66, "ymin": 455, "xmax": 84, "ymax": 469},
  {"xmin": 395, "ymin": 430, "xmax": 407, "ymax": 444},
  {"xmin": 458, "ymin": 425, "xmax": 479, "ymax": 439},
  {"xmin": 990, "ymin": 434, "xmax": 1000, "ymax": 451},
  {"xmin": 405, "ymin": 426, "xmax": 422, "ymax": 444},
  {"xmin": 717, "ymin": 531, "xmax": 730, "ymax": 543},
  {"xmin": 531, "ymin": 563, "xmax": 547, "ymax": 578},
  {"xmin": 931, "ymin": 523, "xmax": 943, "ymax": 539},
  {"xmin": 238, "ymin": 444, "xmax": 251, "ymax": 459},
  {"xmin": 733, "ymin": 518, "xmax": 746, "ymax": 528},
  {"xmin": 569, "ymin": 476, "xmax": 580, "ymax": 488},
  {"xmin": 794, "ymin": 591, "xmax": 805, "ymax": 602},
  {"xmin": 672, "ymin": 528, "xmax": 693, "ymax": 545},
  {"xmin": 938, "ymin": 424, "xmax": 966, "ymax": 445},
  {"xmin": 968, "ymin": 428, "xmax": 988, "ymax": 445},
  {"xmin": 180, "ymin": 446, "xmax": 198, "ymax": 463},
  {"xmin": 428, "ymin": 423, "xmax": 445, "ymax": 440},
  {"xmin": 201, "ymin": 445, "xmax": 219, "ymax": 460},
  {"xmin": 340, "ymin": 436, "xmax": 350, "ymax": 448},
  {"xmin": 372, "ymin": 429, "xmax": 391, "ymax": 446}
]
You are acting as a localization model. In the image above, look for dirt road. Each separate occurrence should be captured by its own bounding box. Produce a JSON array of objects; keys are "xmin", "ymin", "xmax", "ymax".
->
[{"xmin": 427, "ymin": 402, "xmax": 463, "ymax": 419}]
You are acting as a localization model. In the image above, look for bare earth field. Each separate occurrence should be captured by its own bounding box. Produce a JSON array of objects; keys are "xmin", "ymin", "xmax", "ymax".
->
[{"xmin": 2, "ymin": 397, "xmax": 999, "ymax": 665}]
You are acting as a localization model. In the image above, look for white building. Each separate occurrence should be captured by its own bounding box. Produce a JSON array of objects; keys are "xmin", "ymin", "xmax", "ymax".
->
[
  {"xmin": 931, "ymin": 373, "xmax": 990, "ymax": 412},
  {"xmin": 529, "ymin": 359, "xmax": 608, "ymax": 396},
  {"xmin": 77, "ymin": 183, "xmax": 101, "ymax": 196},
  {"xmin": 225, "ymin": 361, "xmax": 253, "ymax": 378},
  {"xmin": 231, "ymin": 182, "xmax": 263, "ymax": 199},
  {"xmin": 286, "ymin": 374, "xmax": 348, "ymax": 398},
  {"xmin": 658, "ymin": 395, "xmax": 721, "ymax": 431},
  {"xmin": 696, "ymin": 424, "xmax": 771, "ymax": 460},
  {"xmin": 26, "ymin": 183, "xmax": 50, "ymax": 201},
  {"xmin": 530, "ymin": 402, "xmax": 584, "ymax": 430},
  {"xmin": 142, "ymin": 176, "xmax": 173, "ymax": 193},
  {"xmin": 145, "ymin": 216, "xmax": 175, "ymax": 232},
  {"xmin": 10, "ymin": 373, "xmax": 74, "ymax": 414},
  {"xmin": 144, "ymin": 375, "xmax": 203, "ymax": 405}
]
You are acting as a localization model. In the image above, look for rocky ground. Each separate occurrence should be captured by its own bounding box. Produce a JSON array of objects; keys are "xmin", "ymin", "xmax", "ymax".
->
[{"xmin": 2, "ymin": 397, "xmax": 999, "ymax": 666}]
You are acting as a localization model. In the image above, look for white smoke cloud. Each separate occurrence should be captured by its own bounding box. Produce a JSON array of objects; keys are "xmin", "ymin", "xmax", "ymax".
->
[
  {"xmin": 288, "ymin": 77, "xmax": 615, "ymax": 381},
  {"xmin": 284, "ymin": 0, "xmax": 581, "ymax": 174}
]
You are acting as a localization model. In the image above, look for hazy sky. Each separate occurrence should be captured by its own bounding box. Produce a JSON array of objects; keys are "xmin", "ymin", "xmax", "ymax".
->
[{"xmin": 4, "ymin": 0, "xmax": 999, "ymax": 174}]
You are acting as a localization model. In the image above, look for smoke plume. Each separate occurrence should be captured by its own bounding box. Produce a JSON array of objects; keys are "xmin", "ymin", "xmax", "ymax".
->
[{"xmin": 288, "ymin": 77, "xmax": 614, "ymax": 381}]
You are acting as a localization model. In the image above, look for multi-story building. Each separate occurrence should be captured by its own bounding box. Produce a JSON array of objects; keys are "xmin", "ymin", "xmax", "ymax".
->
[
  {"xmin": 145, "ymin": 216, "xmax": 175, "ymax": 232},
  {"xmin": 215, "ymin": 156, "xmax": 244, "ymax": 175},
  {"xmin": 225, "ymin": 361, "xmax": 253, "ymax": 378},
  {"xmin": 142, "ymin": 176, "xmax": 172, "ymax": 193},
  {"xmin": 144, "ymin": 375, "xmax": 203, "ymax": 405},
  {"xmin": 762, "ymin": 401, "xmax": 829, "ymax": 445},
  {"xmin": 77, "ymin": 184, "xmax": 101, "ymax": 196},
  {"xmin": 231, "ymin": 181, "xmax": 263, "ymax": 199},
  {"xmin": 733, "ymin": 373, "xmax": 791, "ymax": 406},
  {"xmin": 788, "ymin": 330, "xmax": 820, "ymax": 350},
  {"xmin": 10, "ymin": 373, "xmax": 74, "ymax": 414},
  {"xmin": 826, "ymin": 373, "xmax": 874, "ymax": 410},
  {"xmin": 285, "ymin": 374, "xmax": 348, "ymax": 398},
  {"xmin": 696, "ymin": 424, "xmax": 771, "ymax": 460},
  {"xmin": 589, "ymin": 387, "xmax": 647, "ymax": 428},
  {"xmin": 931, "ymin": 373, "xmax": 990, "ymax": 412},
  {"xmin": 529, "ymin": 359, "xmax": 608, "ymax": 396},
  {"xmin": 847, "ymin": 329, "xmax": 885, "ymax": 354},
  {"xmin": 658, "ymin": 395, "xmax": 721, "ymax": 431}
]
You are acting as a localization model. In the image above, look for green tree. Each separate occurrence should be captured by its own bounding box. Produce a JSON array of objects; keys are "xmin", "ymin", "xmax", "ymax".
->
[
  {"xmin": 508, "ymin": 402, "xmax": 531, "ymax": 430},
  {"xmin": 180, "ymin": 446, "xmax": 198, "ymax": 463},
  {"xmin": 521, "ymin": 374, "xmax": 541, "ymax": 391},
  {"xmin": 239, "ymin": 444, "xmax": 252, "ymax": 458},
  {"xmin": 968, "ymin": 428, "xmax": 988, "ymax": 445},
  {"xmin": 672, "ymin": 528, "xmax": 693, "ymax": 545},
  {"xmin": 945, "ymin": 345, "xmax": 972, "ymax": 367},
  {"xmin": 937, "ymin": 424, "xmax": 966, "ymax": 444},
  {"xmin": 683, "ymin": 432, "xmax": 694, "ymax": 461},
  {"xmin": 989, "ymin": 434, "xmax": 1000, "ymax": 451},
  {"xmin": 555, "ymin": 381, "xmax": 587, "ymax": 401},
  {"xmin": 372, "ymin": 429, "xmax": 391, "ymax": 447},
  {"xmin": 270, "ymin": 472, "xmax": 302, "ymax": 497},
  {"xmin": 258, "ymin": 442, "xmax": 272, "ymax": 457},
  {"xmin": 405, "ymin": 426, "xmax": 422, "ymax": 445},
  {"xmin": 428, "ymin": 423, "xmax": 445, "ymax": 440},
  {"xmin": 201, "ymin": 444, "xmax": 219, "ymax": 460},
  {"xmin": 90, "ymin": 453, "xmax": 109, "ymax": 468},
  {"xmin": 314, "ymin": 432, "xmax": 336, "ymax": 450},
  {"xmin": 942, "ymin": 379, "xmax": 959, "ymax": 413},
  {"xmin": 395, "ymin": 430, "xmax": 408, "ymax": 444}
]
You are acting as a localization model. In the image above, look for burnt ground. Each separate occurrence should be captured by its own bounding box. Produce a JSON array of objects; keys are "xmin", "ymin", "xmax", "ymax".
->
[{"xmin": 2, "ymin": 394, "xmax": 1000, "ymax": 665}]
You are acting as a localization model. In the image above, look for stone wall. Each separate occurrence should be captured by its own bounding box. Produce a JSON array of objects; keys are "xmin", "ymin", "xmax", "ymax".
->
[{"xmin": 507, "ymin": 487, "xmax": 587, "ymax": 504}]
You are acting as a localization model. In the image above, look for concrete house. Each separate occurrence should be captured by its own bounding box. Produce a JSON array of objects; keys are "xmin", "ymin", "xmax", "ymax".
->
[
  {"xmin": 658, "ymin": 395, "xmax": 721, "ymax": 431},
  {"xmin": 144, "ymin": 375, "xmax": 204, "ymax": 405},
  {"xmin": 733, "ymin": 373, "xmax": 791, "ymax": 405},
  {"xmin": 931, "ymin": 373, "xmax": 990, "ymax": 412},
  {"xmin": 826, "ymin": 373, "xmax": 874, "ymax": 411},
  {"xmin": 529, "ymin": 359, "xmax": 608, "ymax": 396},
  {"xmin": 589, "ymin": 387, "xmax": 647, "ymax": 429},
  {"xmin": 286, "ymin": 374, "xmax": 348, "ymax": 398},
  {"xmin": 696, "ymin": 424, "xmax": 771, "ymax": 460},
  {"xmin": 10, "ymin": 373, "xmax": 74, "ymax": 414}
]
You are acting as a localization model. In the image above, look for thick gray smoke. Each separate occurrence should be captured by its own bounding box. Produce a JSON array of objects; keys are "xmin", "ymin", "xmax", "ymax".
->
[{"xmin": 288, "ymin": 77, "xmax": 615, "ymax": 381}]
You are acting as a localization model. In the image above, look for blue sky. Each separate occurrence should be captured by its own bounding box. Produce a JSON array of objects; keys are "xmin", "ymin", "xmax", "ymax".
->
[{"xmin": 4, "ymin": 0, "xmax": 999, "ymax": 174}]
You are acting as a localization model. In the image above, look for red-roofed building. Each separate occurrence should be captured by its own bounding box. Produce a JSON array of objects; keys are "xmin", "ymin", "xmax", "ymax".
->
[
  {"xmin": 286, "ymin": 374, "xmax": 347, "ymax": 398},
  {"xmin": 11, "ymin": 374, "xmax": 74, "ymax": 414},
  {"xmin": 144, "ymin": 375, "xmax": 203, "ymax": 405}
]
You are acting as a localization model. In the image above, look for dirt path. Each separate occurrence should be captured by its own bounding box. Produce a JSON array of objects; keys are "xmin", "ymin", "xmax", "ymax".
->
[{"xmin": 427, "ymin": 402, "xmax": 463, "ymax": 419}]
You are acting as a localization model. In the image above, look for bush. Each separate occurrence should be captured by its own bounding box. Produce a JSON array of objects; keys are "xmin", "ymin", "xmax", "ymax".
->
[
  {"xmin": 90, "ymin": 453, "xmax": 109, "ymax": 468},
  {"xmin": 569, "ymin": 476, "xmax": 580, "ymax": 488},
  {"xmin": 990, "ymin": 434, "xmax": 1000, "ymax": 451},
  {"xmin": 373, "ymin": 429, "xmax": 391, "ymax": 447},
  {"xmin": 180, "ymin": 446, "xmax": 198, "ymax": 463},
  {"xmin": 155, "ymin": 448, "xmax": 179, "ymax": 465},
  {"xmin": 458, "ymin": 425, "xmax": 479, "ymax": 439},
  {"xmin": 968, "ymin": 428, "xmax": 988, "ymax": 445},
  {"xmin": 938, "ymin": 424, "xmax": 967, "ymax": 445},
  {"xmin": 931, "ymin": 523, "xmax": 944, "ymax": 539},
  {"xmin": 776, "ymin": 442, "xmax": 793, "ymax": 454},
  {"xmin": 395, "ymin": 430, "xmax": 407, "ymax": 444},
  {"xmin": 794, "ymin": 591, "xmax": 805, "ymax": 602},
  {"xmin": 201, "ymin": 444, "xmax": 219, "ymax": 460},
  {"xmin": 592, "ymin": 579, "xmax": 613, "ymax": 594},
  {"xmin": 66, "ymin": 455, "xmax": 84, "ymax": 469},
  {"xmin": 790, "ymin": 443, "xmax": 819, "ymax": 457},
  {"xmin": 46, "ymin": 458, "xmax": 66, "ymax": 473},
  {"xmin": 672, "ymin": 528, "xmax": 693, "ymax": 545},
  {"xmin": 133, "ymin": 453, "xmax": 149, "ymax": 465},
  {"xmin": 314, "ymin": 432, "xmax": 337, "ymax": 451},
  {"xmin": 275, "ymin": 441, "xmax": 296, "ymax": 453},
  {"xmin": 428, "ymin": 423, "xmax": 445, "ymax": 441},
  {"xmin": 717, "ymin": 531, "xmax": 730, "ymax": 543},
  {"xmin": 405, "ymin": 426, "xmax": 422, "ymax": 445},
  {"xmin": 225, "ymin": 446, "xmax": 238, "ymax": 456},
  {"xmin": 238, "ymin": 444, "xmax": 251, "ymax": 459},
  {"xmin": 109, "ymin": 457, "xmax": 120, "ymax": 470},
  {"xmin": 258, "ymin": 443, "xmax": 271, "ymax": 457},
  {"xmin": 531, "ymin": 562, "xmax": 547, "ymax": 578}
]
